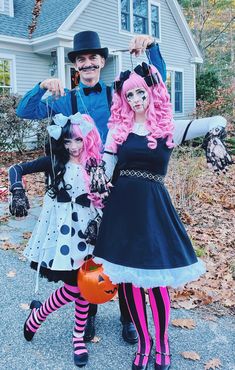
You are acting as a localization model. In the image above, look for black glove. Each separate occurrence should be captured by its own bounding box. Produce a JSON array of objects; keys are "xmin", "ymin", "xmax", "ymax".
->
[
  {"xmin": 86, "ymin": 158, "xmax": 111, "ymax": 195},
  {"xmin": 9, "ymin": 188, "xmax": 30, "ymax": 217},
  {"xmin": 202, "ymin": 126, "xmax": 233, "ymax": 174}
]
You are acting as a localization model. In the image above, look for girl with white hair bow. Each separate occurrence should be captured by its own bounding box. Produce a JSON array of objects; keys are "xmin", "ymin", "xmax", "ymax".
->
[{"xmin": 8, "ymin": 112, "xmax": 104, "ymax": 367}]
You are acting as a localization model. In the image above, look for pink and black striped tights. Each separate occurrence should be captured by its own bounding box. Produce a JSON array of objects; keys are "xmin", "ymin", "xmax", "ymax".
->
[
  {"xmin": 123, "ymin": 283, "xmax": 171, "ymax": 368},
  {"xmin": 25, "ymin": 283, "xmax": 89, "ymax": 357}
]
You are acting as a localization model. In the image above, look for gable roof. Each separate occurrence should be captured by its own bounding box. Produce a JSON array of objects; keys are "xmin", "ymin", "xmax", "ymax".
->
[
  {"xmin": 0, "ymin": 0, "xmax": 81, "ymax": 39},
  {"xmin": 0, "ymin": 0, "xmax": 202, "ymax": 62}
]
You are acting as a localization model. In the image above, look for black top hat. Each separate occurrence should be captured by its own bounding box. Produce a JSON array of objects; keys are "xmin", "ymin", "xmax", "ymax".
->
[{"xmin": 68, "ymin": 31, "xmax": 109, "ymax": 63}]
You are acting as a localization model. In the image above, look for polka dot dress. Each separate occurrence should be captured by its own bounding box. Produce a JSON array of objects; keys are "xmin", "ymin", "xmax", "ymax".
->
[{"xmin": 24, "ymin": 162, "xmax": 99, "ymax": 272}]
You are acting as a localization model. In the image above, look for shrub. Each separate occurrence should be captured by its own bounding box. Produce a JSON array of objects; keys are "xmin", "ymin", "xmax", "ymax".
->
[
  {"xmin": 196, "ymin": 70, "xmax": 220, "ymax": 103},
  {"xmin": 0, "ymin": 94, "xmax": 48, "ymax": 153},
  {"xmin": 195, "ymin": 86, "xmax": 234, "ymax": 118}
]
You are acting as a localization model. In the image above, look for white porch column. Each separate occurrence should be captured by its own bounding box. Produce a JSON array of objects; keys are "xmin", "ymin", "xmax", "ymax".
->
[{"xmin": 57, "ymin": 46, "xmax": 65, "ymax": 86}]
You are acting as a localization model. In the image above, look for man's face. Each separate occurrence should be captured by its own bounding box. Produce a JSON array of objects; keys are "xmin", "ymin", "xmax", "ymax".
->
[{"xmin": 74, "ymin": 53, "xmax": 105, "ymax": 85}]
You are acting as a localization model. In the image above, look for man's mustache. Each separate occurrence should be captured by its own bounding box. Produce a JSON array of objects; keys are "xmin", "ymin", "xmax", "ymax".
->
[{"xmin": 78, "ymin": 65, "xmax": 100, "ymax": 72}]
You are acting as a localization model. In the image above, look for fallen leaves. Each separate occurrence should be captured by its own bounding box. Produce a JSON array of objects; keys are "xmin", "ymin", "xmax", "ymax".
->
[
  {"xmin": 0, "ymin": 241, "xmax": 22, "ymax": 252},
  {"xmin": 204, "ymin": 358, "xmax": 222, "ymax": 369},
  {"xmin": 167, "ymin": 151, "xmax": 235, "ymax": 310},
  {"xmin": 172, "ymin": 318, "xmax": 196, "ymax": 329},
  {"xmin": 19, "ymin": 303, "xmax": 30, "ymax": 310},
  {"xmin": 0, "ymin": 150, "xmax": 46, "ymax": 198},
  {"xmin": 0, "ymin": 214, "xmax": 10, "ymax": 223},
  {"xmin": 91, "ymin": 336, "xmax": 101, "ymax": 343},
  {"xmin": 181, "ymin": 351, "xmax": 200, "ymax": 361},
  {"xmin": 23, "ymin": 231, "xmax": 32, "ymax": 240},
  {"xmin": 0, "ymin": 186, "xmax": 8, "ymax": 202},
  {"xmin": 6, "ymin": 270, "xmax": 16, "ymax": 278}
]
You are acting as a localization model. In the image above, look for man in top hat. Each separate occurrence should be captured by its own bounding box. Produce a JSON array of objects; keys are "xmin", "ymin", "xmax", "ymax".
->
[
  {"xmin": 16, "ymin": 30, "xmax": 166, "ymax": 345},
  {"xmin": 17, "ymin": 31, "xmax": 166, "ymax": 144}
]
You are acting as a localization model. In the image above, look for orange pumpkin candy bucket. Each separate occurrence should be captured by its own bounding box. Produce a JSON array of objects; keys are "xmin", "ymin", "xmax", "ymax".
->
[{"xmin": 77, "ymin": 258, "xmax": 118, "ymax": 304}]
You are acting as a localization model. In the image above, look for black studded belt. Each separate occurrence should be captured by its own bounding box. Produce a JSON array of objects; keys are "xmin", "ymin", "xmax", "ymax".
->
[{"xmin": 119, "ymin": 170, "xmax": 165, "ymax": 183}]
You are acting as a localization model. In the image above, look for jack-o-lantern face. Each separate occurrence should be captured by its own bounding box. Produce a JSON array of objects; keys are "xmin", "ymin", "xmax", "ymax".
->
[{"xmin": 77, "ymin": 259, "xmax": 118, "ymax": 304}]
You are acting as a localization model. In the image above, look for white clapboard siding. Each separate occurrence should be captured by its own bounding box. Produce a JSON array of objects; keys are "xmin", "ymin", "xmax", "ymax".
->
[
  {"xmin": 1, "ymin": 0, "xmax": 198, "ymax": 119},
  {"xmin": 69, "ymin": 0, "xmax": 196, "ymax": 118},
  {"xmin": 15, "ymin": 52, "xmax": 51, "ymax": 96}
]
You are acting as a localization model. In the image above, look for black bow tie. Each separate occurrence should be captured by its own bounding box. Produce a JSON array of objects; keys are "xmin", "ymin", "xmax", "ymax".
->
[{"xmin": 83, "ymin": 83, "xmax": 102, "ymax": 96}]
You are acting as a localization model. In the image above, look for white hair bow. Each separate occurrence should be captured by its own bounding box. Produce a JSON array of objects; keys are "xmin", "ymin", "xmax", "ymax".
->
[{"xmin": 47, "ymin": 112, "xmax": 94, "ymax": 140}]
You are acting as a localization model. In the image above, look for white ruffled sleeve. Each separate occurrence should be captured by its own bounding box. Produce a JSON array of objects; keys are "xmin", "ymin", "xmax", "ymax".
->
[
  {"xmin": 102, "ymin": 130, "xmax": 118, "ymax": 180},
  {"xmin": 173, "ymin": 116, "xmax": 227, "ymax": 146}
]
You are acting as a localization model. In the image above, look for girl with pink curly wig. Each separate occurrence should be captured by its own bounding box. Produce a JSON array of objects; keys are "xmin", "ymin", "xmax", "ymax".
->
[
  {"xmin": 108, "ymin": 64, "xmax": 174, "ymax": 152},
  {"xmin": 8, "ymin": 113, "xmax": 104, "ymax": 367},
  {"xmin": 94, "ymin": 64, "xmax": 206, "ymax": 370}
]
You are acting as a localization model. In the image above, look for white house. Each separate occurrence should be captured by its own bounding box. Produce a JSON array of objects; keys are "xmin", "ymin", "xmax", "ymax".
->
[{"xmin": 0, "ymin": 0, "xmax": 203, "ymax": 118}]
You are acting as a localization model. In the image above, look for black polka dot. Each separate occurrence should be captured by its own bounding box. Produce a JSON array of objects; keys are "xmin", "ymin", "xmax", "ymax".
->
[
  {"xmin": 77, "ymin": 242, "xmax": 86, "ymax": 251},
  {"xmin": 41, "ymin": 261, "xmax": 47, "ymax": 268},
  {"xmin": 60, "ymin": 245, "xmax": 70, "ymax": 255},
  {"xmin": 78, "ymin": 230, "xmax": 85, "ymax": 238},
  {"xmin": 71, "ymin": 258, "xmax": 74, "ymax": 267},
  {"xmin": 72, "ymin": 212, "xmax": 78, "ymax": 222},
  {"xmin": 71, "ymin": 227, "xmax": 75, "ymax": 237},
  {"xmin": 49, "ymin": 259, "xmax": 54, "ymax": 268},
  {"xmin": 60, "ymin": 225, "xmax": 70, "ymax": 234}
]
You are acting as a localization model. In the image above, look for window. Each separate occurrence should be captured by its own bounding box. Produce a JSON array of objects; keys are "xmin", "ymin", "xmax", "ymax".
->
[
  {"xmin": 175, "ymin": 71, "xmax": 183, "ymax": 113},
  {"xmin": 120, "ymin": 0, "xmax": 160, "ymax": 38},
  {"xmin": 133, "ymin": 0, "xmax": 148, "ymax": 34},
  {"xmin": 0, "ymin": 59, "xmax": 11, "ymax": 95},
  {"xmin": 166, "ymin": 72, "xmax": 172, "ymax": 101},
  {"xmin": 121, "ymin": 0, "xmax": 130, "ymax": 31},
  {"xmin": 167, "ymin": 70, "xmax": 183, "ymax": 114},
  {"xmin": 151, "ymin": 4, "xmax": 159, "ymax": 38}
]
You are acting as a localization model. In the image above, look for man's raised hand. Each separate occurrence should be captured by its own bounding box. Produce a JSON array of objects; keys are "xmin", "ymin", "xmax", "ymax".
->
[
  {"xmin": 129, "ymin": 35, "xmax": 155, "ymax": 57},
  {"xmin": 40, "ymin": 78, "xmax": 65, "ymax": 97}
]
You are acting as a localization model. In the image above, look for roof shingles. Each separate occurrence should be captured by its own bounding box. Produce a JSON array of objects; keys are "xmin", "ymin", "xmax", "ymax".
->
[{"xmin": 0, "ymin": 0, "xmax": 81, "ymax": 39}]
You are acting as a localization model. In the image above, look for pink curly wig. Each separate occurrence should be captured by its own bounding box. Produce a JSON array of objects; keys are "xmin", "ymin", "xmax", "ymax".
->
[
  {"xmin": 71, "ymin": 114, "xmax": 103, "ymax": 208},
  {"xmin": 70, "ymin": 114, "xmax": 102, "ymax": 165},
  {"xmin": 108, "ymin": 65, "xmax": 174, "ymax": 151}
]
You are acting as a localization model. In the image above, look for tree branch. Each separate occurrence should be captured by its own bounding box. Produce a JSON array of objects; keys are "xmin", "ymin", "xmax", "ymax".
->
[{"xmin": 204, "ymin": 16, "xmax": 235, "ymax": 49}]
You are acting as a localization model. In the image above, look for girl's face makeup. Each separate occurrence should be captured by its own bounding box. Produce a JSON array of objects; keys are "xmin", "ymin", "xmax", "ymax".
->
[
  {"xmin": 125, "ymin": 87, "xmax": 149, "ymax": 113},
  {"xmin": 64, "ymin": 137, "xmax": 84, "ymax": 158}
]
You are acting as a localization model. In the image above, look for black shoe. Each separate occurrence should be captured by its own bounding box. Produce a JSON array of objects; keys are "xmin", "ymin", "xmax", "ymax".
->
[
  {"xmin": 155, "ymin": 350, "xmax": 171, "ymax": 370},
  {"xmin": 24, "ymin": 300, "xmax": 42, "ymax": 341},
  {"xmin": 132, "ymin": 338, "xmax": 153, "ymax": 370},
  {"xmin": 132, "ymin": 363, "xmax": 149, "ymax": 370},
  {"xmin": 74, "ymin": 352, "xmax": 88, "ymax": 367},
  {"xmin": 121, "ymin": 317, "xmax": 138, "ymax": 344},
  {"xmin": 84, "ymin": 316, "xmax": 95, "ymax": 342}
]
